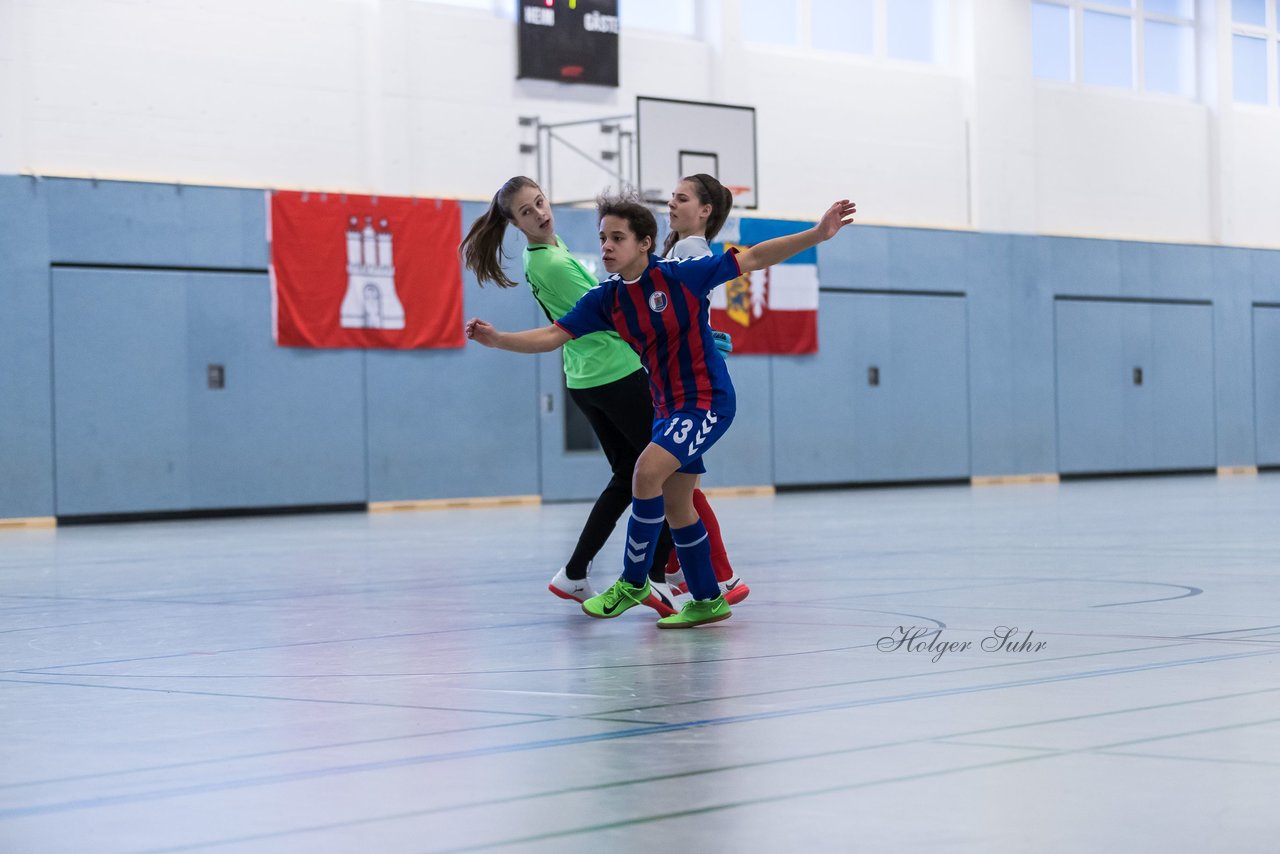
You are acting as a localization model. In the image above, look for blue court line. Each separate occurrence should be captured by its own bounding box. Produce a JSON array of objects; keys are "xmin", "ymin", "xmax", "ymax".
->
[
  {"xmin": 1183, "ymin": 623, "xmax": 1280, "ymax": 638},
  {"xmin": 1090, "ymin": 583, "xmax": 1203, "ymax": 608},
  {"xmin": 0, "ymin": 716, "xmax": 552, "ymax": 794},
  {"xmin": 434, "ymin": 715, "xmax": 1280, "ymax": 854},
  {"xmin": 8, "ymin": 627, "xmax": 1270, "ymax": 726},
  {"xmin": 780, "ymin": 576, "xmax": 1205, "ymax": 611},
  {"xmin": 132, "ymin": 706, "xmax": 1280, "ymax": 854},
  {"xmin": 581, "ymin": 637, "xmax": 1200, "ymax": 719},
  {"xmin": 0, "ymin": 574, "xmax": 509, "ymax": 608},
  {"xmin": 58, "ymin": 688, "xmax": 1280, "ymax": 853},
  {"xmin": 1, "ymin": 644, "xmax": 1276, "ymax": 821},
  {"xmin": 0, "ymin": 632, "xmax": 1261, "ymax": 786},
  {"xmin": 772, "ymin": 602, "xmax": 950, "ymax": 628},
  {"xmin": 8, "ymin": 639, "xmax": 880, "ymax": 680},
  {"xmin": 799, "ymin": 598, "xmax": 1280, "ymax": 623},
  {"xmin": 0, "ymin": 618, "xmax": 568, "ymax": 675},
  {"xmin": 821, "ymin": 577, "xmax": 1050, "ymax": 601},
  {"xmin": 931, "ymin": 739, "xmax": 1058, "ymax": 752},
  {"xmin": 1237, "ymin": 628, "xmax": 1280, "ymax": 640},
  {"xmin": 1, "ymin": 631, "xmax": 1270, "ymax": 791},
  {"xmin": 0, "ymin": 676, "xmax": 559, "ymax": 719},
  {"xmin": 849, "ymin": 608, "xmax": 946, "ymax": 628},
  {"xmin": 0, "ymin": 593, "xmax": 234, "ymax": 608},
  {"xmin": 0, "ymin": 636, "xmax": 1211, "ymax": 791},
  {"xmin": 1096, "ymin": 750, "xmax": 1280, "ymax": 769},
  {"xmin": 143, "ymin": 712, "xmax": 1280, "ymax": 854},
  {"xmin": 0, "ymin": 619, "xmax": 131, "ymax": 636},
  {"xmin": 32, "ymin": 617, "xmax": 1263, "ymax": 683}
]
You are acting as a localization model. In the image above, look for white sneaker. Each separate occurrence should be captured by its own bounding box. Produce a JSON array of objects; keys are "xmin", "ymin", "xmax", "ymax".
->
[
  {"xmin": 642, "ymin": 580, "xmax": 679, "ymax": 617},
  {"xmin": 665, "ymin": 567, "xmax": 688, "ymax": 595},
  {"xmin": 549, "ymin": 567, "xmax": 598, "ymax": 603},
  {"xmin": 719, "ymin": 574, "xmax": 750, "ymax": 605}
]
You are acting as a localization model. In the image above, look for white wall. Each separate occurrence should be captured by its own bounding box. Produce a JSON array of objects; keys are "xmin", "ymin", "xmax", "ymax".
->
[
  {"xmin": 0, "ymin": 0, "xmax": 22, "ymax": 170},
  {"xmin": 1, "ymin": 0, "xmax": 1278, "ymax": 247},
  {"xmin": 1227, "ymin": 109, "xmax": 1280, "ymax": 246},
  {"xmin": 1033, "ymin": 88, "xmax": 1212, "ymax": 242},
  {"xmin": 731, "ymin": 48, "xmax": 969, "ymax": 224}
]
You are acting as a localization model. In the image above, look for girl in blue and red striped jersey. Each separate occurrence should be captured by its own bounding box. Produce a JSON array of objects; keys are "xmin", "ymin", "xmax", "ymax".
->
[
  {"xmin": 660, "ymin": 173, "xmax": 746, "ymax": 604},
  {"xmin": 466, "ymin": 191, "xmax": 856, "ymax": 628}
]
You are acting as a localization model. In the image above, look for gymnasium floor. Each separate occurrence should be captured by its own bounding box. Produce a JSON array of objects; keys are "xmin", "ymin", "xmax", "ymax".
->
[{"xmin": 2, "ymin": 474, "xmax": 1278, "ymax": 853}]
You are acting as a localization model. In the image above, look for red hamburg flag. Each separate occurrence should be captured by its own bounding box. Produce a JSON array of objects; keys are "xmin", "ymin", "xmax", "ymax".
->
[{"xmin": 269, "ymin": 191, "xmax": 465, "ymax": 349}]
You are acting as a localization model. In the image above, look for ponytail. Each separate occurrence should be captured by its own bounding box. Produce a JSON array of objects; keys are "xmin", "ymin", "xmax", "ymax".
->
[
  {"xmin": 459, "ymin": 176, "xmax": 541, "ymax": 288},
  {"xmin": 704, "ymin": 180, "xmax": 734, "ymax": 243}
]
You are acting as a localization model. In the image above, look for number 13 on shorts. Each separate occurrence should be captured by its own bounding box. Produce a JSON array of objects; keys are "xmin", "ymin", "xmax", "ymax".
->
[
  {"xmin": 664, "ymin": 416, "xmax": 697, "ymax": 445},
  {"xmin": 653, "ymin": 409, "xmax": 734, "ymax": 474}
]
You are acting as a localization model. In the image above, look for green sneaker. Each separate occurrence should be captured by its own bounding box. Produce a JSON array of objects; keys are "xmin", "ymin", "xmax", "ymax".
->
[
  {"xmin": 582, "ymin": 578, "xmax": 651, "ymax": 619},
  {"xmin": 656, "ymin": 595, "xmax": 732, "ymax": 629}
]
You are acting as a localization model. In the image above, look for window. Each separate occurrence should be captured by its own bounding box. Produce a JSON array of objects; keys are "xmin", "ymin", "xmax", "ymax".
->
[
  {"xmin": 744, "ymin": 0, "xmax": 952, "ymax": 66},
  {"xmin": 1032, "ymin": 3, "xmax": 1074, "ymax": 81},
  {"xmin": 620, "ymin": 0, "xmax": 696, "ymax": 37},
  {"xmin": 1233, "ymin": 0, "xmax": 1267, "ymax": 27},
  {"xmin": 743, "ymin": 0, "xmax": 800, "ymax": 45},
  {"xmin": 420, "ymin": 0, "xmax": 488, "ymax": 8},
  {"xmin": 1230, "ymin": 0, "xmax": 1280, "ymax": 106},
  {"xmin": 887, "ymin": 0, "xmax": 938, "ymax": 62},
  {"xmin": 1032, "ymin": 1, "xmax": 1196, "ymax": 97},
  {"xmin": 1234, "ymin": 34, "xmax": 1269, "ymax": 103},
  {"xmin": 1144, "ymin": 19, "xmax": 1194, "ymax": 96},
  {"xmin": 415, "ymin": 0, "xmax": 509, "ymax": 13},
  {"xmin": 1145, "ymin": 0, "xmax": 1193, "ymax": 14},
  {"xmin": 1083, "ymin": 9, "xmax": 1133, "ymax": 87},
  {"xmin": 811, "ymin": 0, "xmax": 874, "ymax": 55}
]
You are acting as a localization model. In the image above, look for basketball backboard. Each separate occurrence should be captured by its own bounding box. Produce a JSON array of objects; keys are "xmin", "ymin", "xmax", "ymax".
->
[{"xmin": 636, "ymin": 96, "xmax": 758, "ymax": 209}]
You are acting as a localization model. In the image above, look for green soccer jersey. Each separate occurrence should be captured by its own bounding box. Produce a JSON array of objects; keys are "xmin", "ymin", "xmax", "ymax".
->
[{"xmin": 523, "ymin": 237, "xmax": 641, "ymax": 390}]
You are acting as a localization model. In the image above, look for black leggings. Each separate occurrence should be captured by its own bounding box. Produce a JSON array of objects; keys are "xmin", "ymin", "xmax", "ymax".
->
[{"xmin": 564, "ymin": 369, "xmax": 674, "ymax": 582}]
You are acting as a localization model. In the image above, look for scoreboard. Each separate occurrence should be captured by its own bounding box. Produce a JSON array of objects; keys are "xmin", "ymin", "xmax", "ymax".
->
[{"xmin": 517, "ymin": 0, "xmax": 619, "ymax": 87}]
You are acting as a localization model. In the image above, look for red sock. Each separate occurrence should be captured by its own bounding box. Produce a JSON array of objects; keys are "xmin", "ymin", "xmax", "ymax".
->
[
  {"xmin": 692, "ymin": 489, "xmax": 733, "ymax": 583},
  {"xmin": 664, "ymin": 550, "xmax": 680, "ymax": 575}
]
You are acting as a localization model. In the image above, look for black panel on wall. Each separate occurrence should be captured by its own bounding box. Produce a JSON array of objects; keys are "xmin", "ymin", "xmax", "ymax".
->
[{"xmin": 517, "ymin": 0, "xmax": 619, "ymax": 86}]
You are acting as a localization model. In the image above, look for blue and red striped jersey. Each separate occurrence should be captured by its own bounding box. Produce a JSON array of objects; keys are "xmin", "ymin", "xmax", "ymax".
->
[{"xmin": 555, "ymin": 250, "xmax": 741, "ymax": 418}]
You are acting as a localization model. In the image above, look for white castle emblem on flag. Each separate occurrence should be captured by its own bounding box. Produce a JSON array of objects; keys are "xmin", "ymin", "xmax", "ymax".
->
[{"xmin": 340, "ymin": 216, "xmax": 405, "ymax": 329}]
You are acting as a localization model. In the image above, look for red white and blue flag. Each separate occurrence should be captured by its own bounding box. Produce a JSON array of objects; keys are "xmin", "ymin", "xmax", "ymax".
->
[{"xmin": 710, "ymin": 219, "xmax": 819, "ymax": 355}]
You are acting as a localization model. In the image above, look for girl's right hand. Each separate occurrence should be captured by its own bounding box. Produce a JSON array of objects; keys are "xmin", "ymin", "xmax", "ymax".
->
[{"xmin": 465, "ymin": 318, "xmax": 499, "ymax": 347}]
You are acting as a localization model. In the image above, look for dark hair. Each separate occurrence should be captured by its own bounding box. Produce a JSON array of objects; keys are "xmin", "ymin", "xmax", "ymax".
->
[
  {"xmin": 459, "ymin": 176, "xmax": 540, "ymax": 288},
  {"xmin": 596, "ymin": 189, "xmax": 658, "ymax": 254},
  {"xmin": 662, "ymin": 173, "xmax": 733, "ymax": 256}
]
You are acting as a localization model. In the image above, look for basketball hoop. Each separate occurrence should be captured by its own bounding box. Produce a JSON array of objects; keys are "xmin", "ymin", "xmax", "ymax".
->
[{"xmin": 725, "ymin": 186, "xmax": 752, "ymax": 197}]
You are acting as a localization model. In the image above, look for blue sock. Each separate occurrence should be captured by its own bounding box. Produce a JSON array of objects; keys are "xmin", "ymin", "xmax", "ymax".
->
[
  {"xmin": 622, "ymin": 496, "xmax": 664, "ymax": 586},
  {"xmin": 673, "ymin": 520, "xmax": 717, "ymax": 600}
]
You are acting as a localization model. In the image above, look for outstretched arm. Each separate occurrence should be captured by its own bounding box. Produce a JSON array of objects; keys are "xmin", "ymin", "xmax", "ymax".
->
[
  {"xmin": 735, "ymin": 199, "xmax": 857, "ymax": 274},
  {"xmin": 465, "ymin": 318, "xmax": 570, "ymax": 353}
]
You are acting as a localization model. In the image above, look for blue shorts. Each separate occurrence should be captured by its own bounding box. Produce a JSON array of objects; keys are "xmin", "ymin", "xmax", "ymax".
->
[{"xmin": 650, "ymin": 409, "xmax": 734, "ymax": 475}]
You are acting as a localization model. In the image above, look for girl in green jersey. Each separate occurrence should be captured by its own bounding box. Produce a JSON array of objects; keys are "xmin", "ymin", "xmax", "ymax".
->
[{"xmin": 462, "ymin": 175, "xmax": 725, "ymax": 617}]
